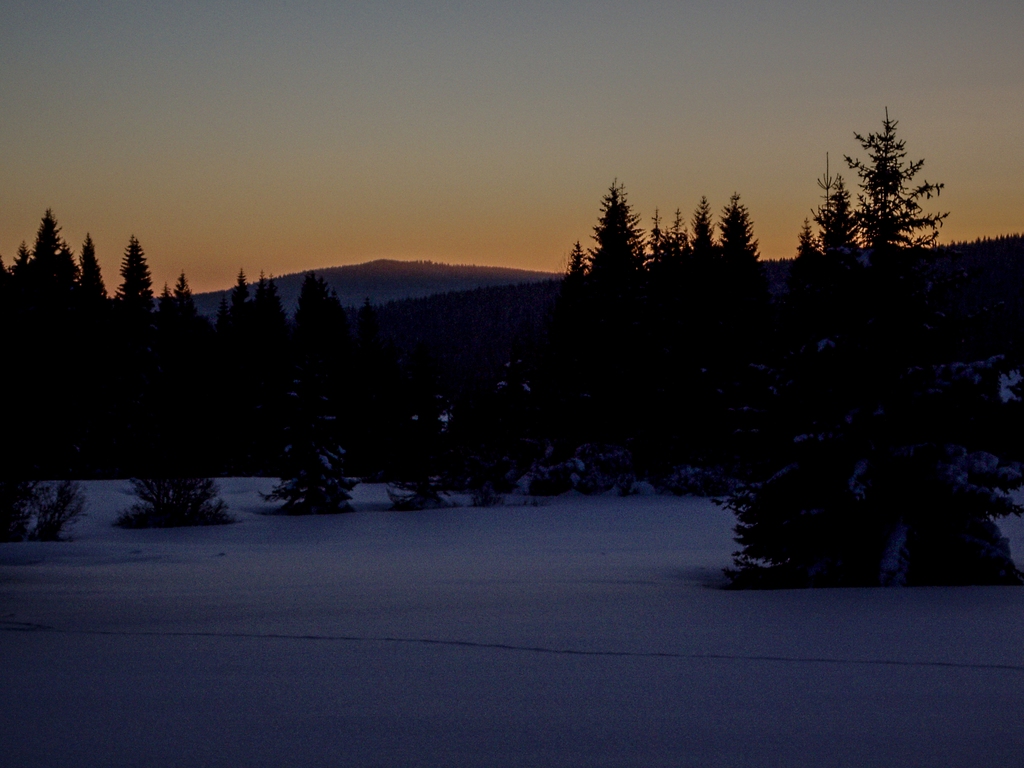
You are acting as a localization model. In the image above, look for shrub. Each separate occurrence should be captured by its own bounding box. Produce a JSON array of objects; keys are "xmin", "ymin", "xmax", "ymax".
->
[
  {"xmin": 0, "ymin": 480, "xmax": 36, "ymax": 542},
  {"xmin": 471, "ymin": 482, "xmax": 504, "ymax": 507},
  {"xmin": 660, "ymin": 465, "xmax": 739, "ymax": 497},
  {"xmin": 117, "ymin": 478, "xmax": 232, "ymax": 528},
  {"xmin": 517, "ymin": 444, "xmax": 635, "ymax": 496},
  {"xmin": 387, "ymin": 479, "xmax": 452, "ymax": 511},
  {"xmin": 29, "ymin": 480, "xmax": 86, "ymax": 541}
]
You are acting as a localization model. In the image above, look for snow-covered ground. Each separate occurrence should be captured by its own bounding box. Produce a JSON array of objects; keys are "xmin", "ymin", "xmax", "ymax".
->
[{"xmin": 3, "ymin": 480, "xmax": 1024, "ymax": 767}]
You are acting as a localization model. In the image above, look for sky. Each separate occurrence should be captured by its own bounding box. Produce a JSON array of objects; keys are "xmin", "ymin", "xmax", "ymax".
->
[{"xmin": 1, "ymin": 1, "xmax": 1022, "ymax": 293}]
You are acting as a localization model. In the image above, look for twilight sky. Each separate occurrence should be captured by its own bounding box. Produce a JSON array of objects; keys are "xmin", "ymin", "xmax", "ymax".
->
[{"xmin": 2, "ymin": 1, "xmax": 1022, "ymax": 292}]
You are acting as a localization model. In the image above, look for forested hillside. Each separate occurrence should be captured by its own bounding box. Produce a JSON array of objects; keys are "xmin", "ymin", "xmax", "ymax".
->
[
  {"xmin": 193, "ymin": 260, "xmax": 556, "ymax": 316},
  {"xmin": 369, "ymin": 280, "xmax": 560, "ymax": 397}
]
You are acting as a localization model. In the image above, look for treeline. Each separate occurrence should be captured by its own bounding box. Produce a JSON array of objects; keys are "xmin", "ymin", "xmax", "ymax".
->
[
  {"xmin": 4, "ymin": 112, "xmax": 1024, "ymax": 586},
  {"xmin": 454, "ymin": 113, "xmax": 1024, "ymax": 587},
  {"xmin": 0, "ymin": 226, "xmax": 444, "ymax": 482}
]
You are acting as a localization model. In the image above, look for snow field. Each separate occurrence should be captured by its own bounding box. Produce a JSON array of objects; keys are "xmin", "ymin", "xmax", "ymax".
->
[{"xmin": 2, "ymin": 480, "xmax": 1024, "ymax": 767}]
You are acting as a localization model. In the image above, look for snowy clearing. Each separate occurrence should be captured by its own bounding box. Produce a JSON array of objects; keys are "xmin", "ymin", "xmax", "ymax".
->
[{"xmin": 3, "ymin": 480, "xmax": 1024, "ymax": 767}]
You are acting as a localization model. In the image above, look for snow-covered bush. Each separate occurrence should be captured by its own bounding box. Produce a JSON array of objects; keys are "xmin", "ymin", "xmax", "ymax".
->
[
  {"xmin": 0, "ymin": 480, "xmax": 36, "ymax": 542},
  {"xmin": 29, "ymin": 480, "xmax": 85, "ymax": 541},
  {"xmin": 660, "ymin": 465, "xmax": 738, "ymax": 497},
  {"xmin": 0, "ymin": 479, "xmax": 86, "ymax": 541},
  {"xmin": 387, "ymin": 480, "xmax": 452, "ymax": 511},
  {"xmin": 117, "ymin": 478, "xmax": 232, "ymax": 528},
  {"xmin": 470, "ymin": 482, "xmax": 504, "ymax": 507},
  {"xmin": 518, "ymin": 444, "xmax": 635, "ymax": 496}
]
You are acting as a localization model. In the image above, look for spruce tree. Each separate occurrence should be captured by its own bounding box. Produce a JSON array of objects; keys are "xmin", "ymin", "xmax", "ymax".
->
[
  {"xmin": 173, "ymin": 271, "xmax": 197, "ymax": 317},
  {"xmin": 845, "ymin": 109, "xmax": 947, "ymax": 251},
  {"xmin": 115, "ymin": 236, "xmax": 154, "ymax": 314},
  {"xmin": 111, "ymin": 235, "xmax": 157, "ymax": 475},
  {"xmin": 77, "ymin": 233, "xmax": 107, "ymax": 304},
  {"xmin": 252, "ymin": 274, "xmax": 286, "ymax": 332},
  {"xmin": 582, "ymin": 183, "xmax": 646, "ymax": 441},
  {"xmin": 813, "ymin": 158, "xmax": 858, "ymax": 253},
  {"xmin": 152, "ymin": 270, "xmax": 219, "ymax": 477},
  {"xmin": 216, "ymin": 296, "xmax": 231, "ymax": 333},
  {"xmin": 250, "ymin": 273, "xmax": 291, "ymax": 473},
  {"xmin": 72, "ymin": 234, "xmax": 111, "ymax": 476},
  {"xmin": 690, "ymin": 197, "xmax": 716, "ymax": 263},
  {"xmin": 730, "ymin": 115, "xmax": 1021, "ymax": 588},
  {"xmin": 588, "ymin": 182, "xmax": 645, "ymax": 283},
  {"xmin": 268, "ymin": 273, "xmax": 356, "ymax": 513},
  {"xmin": 12, "ymin": 242, "xmax": 31, "ymax": 277},
  {"xmin": 388, "ymin": 344, "xmax": 450, "ymax": 509},
  {"xmin": 27, "ymin": 209, "xmax": 78, "ymax": 307},
  {"xmin": 718, "ymin": 194, "xmax": 768, "ymax": 315},
  {"xmin": 8, "ymin": 212, "xmax": 82, "ymax": 477},
  {"xmin": 229, "ymin": 269, "xmax": 250, "ymax": 324}
]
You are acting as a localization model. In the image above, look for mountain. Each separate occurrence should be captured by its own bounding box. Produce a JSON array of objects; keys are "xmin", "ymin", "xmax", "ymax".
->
[{"xmin": 193, "ymin": 259, "xmax": 559, "ymax": 317}]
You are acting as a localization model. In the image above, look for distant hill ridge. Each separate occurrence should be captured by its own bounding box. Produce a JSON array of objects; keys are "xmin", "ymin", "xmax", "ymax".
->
[{"xmin": 193, "ymin": 259, "xmax": 559, "ymax": 317}]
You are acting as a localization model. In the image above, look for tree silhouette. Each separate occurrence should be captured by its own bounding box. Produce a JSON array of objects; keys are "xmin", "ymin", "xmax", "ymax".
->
[
  {"xmin": 77, "ymin": 233, "xmax": 107, "ymax": 305},
  {"xmin": 115, "ymin": 236, "xmax": 153, "ymax": 314},
  {"xmin": 268, "ymin": 273, "xmax": 356, "ymax": 514},
  {"xmin": 730, "ymin": 115, "xmax": 1021, "ymax": 588},
  {"xmin": 813, "ymin": 156, "xmax": 857, "ymax": 253},
  {"xmin": 845, "ymin": 109, "xmax": 947, "ymax": 250}
]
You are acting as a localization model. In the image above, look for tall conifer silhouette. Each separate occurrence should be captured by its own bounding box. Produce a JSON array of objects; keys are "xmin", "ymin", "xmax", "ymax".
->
[
  {"xmin": 730, "ymin": 114, "xmax": 1020, "ymax": 588},
  {"xmin": 268, "ymin": 273, "xmax": 356, "ymax": 514},
  {"xmin": 115, "ymin": 236, "xmax": 153, "ymax": 314},
  {"xmin": 77, "ymin": 234, "xmax": 107, "ymax": 304}
]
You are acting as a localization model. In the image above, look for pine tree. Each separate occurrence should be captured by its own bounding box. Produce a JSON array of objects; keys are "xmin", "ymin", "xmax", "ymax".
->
[
  {"xmin": 173, "ymin": 271, "xmax": 197, "ymax": 317},
  {"xmin": 718, "ymin": 193, "xmax": 768, "ymax": 322},
  {"xmin": 249, "ymin": 273, "xmax": 291, "ymax": 473},
  {"xmin": 77, "ymin": 233, "xmax": 107, "ymax": 304},
  {"xmin": 665, "ymin": 209, "xmax": 691, "ymax": 264},
  {"xmin": 266, "ymin": 375, "xmax": 357, "ymax": 514},
  {"xmin": 267, "ymin": 272, "xmax": 356, "ymax": 513},
  {"xmin": 588, "ymin": 182, "xmax": 645, "ymax": 283},
  {"xmin": 690, "ymin": 196, "xmax": 716, "ymax": 263},
  {"xmin": 252, "ymin": 273, "xmax": 286, "ymax": 332},
  {"xmin": 27, "ymin": 210, "xmax": 78, "ymax": 306},
  {"xmin": 12, "ymin": 241, "xmax": 31, "ymax": 277},
  {"xmin": 845, "ymin": 109, "xmax": 947, "ymax": 251},
  {"xmin": 729, "ymin": 116, "xmax": 1021, "ymax": 588},
  {"xmin": 229, "ymin": 269, "xmax": 250, "ymax": 326},
  {"xmin": 152, "ymin": 270, "xmax": 219, "ymax": 477},
  {"xmin": 388, "ymin": 343, "xmax": 450, "ymax": 509},
  {"xmin": 719, "ymin": 193, "xmax": 760, "ymax": 268},
  {"xmin": 158, "ymin": 283, "xmax": 175, "ymax": 318},
  {"xmin": 70, "ymin": 234, "xmax": 111, "ymax": 476},
  {"xmin": 111, "ymin": 235, "xmax": 157, "ymax": 474},
  {"xmin": 115, "ymin": 236, "xmax": 153, "ymax": 314},
  {"xmin": 216, "ymin": 296, "xmax": 231, "ymax": 333},
  {"xmin": 565, "ymin": 241, "xmax": 587, "ymax": 283},
  {"xmin": 7, "ymin": 212, "xmax": 83, "ymax": 477},
  {"xmin": 813, "ymin": 156, "xmax": 858, "ymax": 253}
]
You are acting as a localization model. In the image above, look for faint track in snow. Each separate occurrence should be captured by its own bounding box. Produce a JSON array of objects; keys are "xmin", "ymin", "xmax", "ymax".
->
[{"xmin": 2, "ymin": 620, "xmax": 1023, "ymax": 673}]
